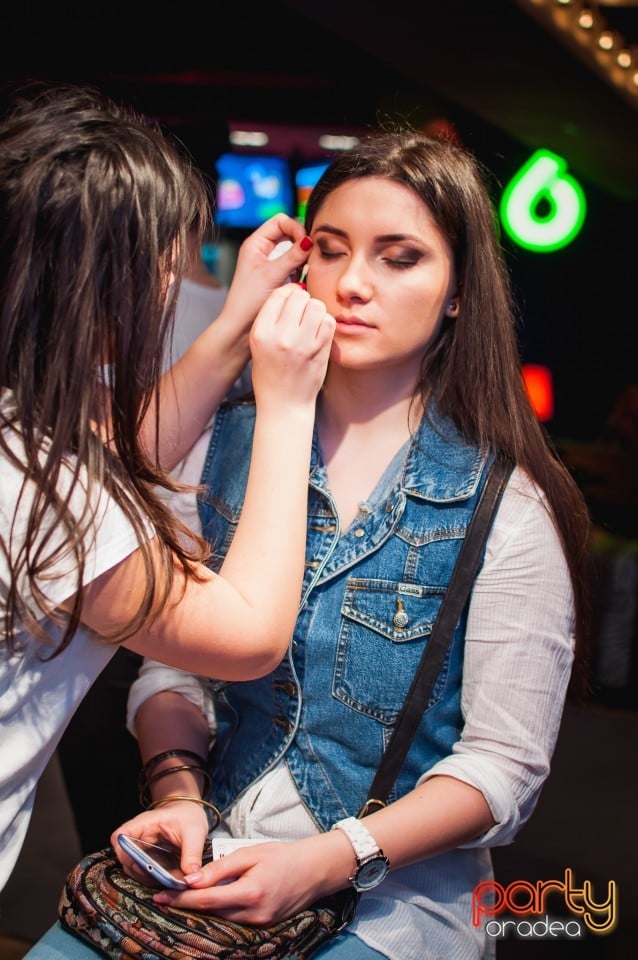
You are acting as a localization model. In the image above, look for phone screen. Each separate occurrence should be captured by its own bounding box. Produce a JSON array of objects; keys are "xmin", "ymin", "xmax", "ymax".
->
[{"xmin": 117, "ymin": 834, "xmax": 188, "ymax": 889}]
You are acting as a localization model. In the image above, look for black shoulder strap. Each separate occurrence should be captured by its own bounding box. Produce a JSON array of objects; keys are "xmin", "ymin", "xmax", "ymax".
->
[{"xmin": 362, "ymin": 456, "xmax": 514, "ymax": 812}]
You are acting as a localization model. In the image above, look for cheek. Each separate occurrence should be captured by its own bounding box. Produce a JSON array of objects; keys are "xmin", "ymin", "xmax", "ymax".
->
[
  {"xmin": 305, "ymin": 263, "xmax": 332, "ymax": 300},
  {"xmin": 415, "ymin": 273, "xmax": 453, "ymax": 315},
  {"xmin": 399, "ymin": 289, "xmax": 448, "ymax": 345},
  {"xmin": 402, "ymin": 284, "xmax": 446, "ymax": 321}
]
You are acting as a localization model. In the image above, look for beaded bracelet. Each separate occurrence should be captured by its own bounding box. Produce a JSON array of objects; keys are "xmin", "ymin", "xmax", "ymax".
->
[
  {"xmin": 139, "ymin": 764, "xmax": 212, "ymax": 808},
  {"xmin": 147, "ymin": 794, "xmax": 222, "ymax": 831}
]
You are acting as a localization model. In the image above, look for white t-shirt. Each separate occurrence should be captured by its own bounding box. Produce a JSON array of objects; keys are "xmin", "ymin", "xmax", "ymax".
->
[
  {"xmin": 163, "ymin": 278, "xmax": 229, "ymax": 371},
  {"xmin": 0, "ymin": 400, "xmax": 154, "ymax": 892},
  {"xmin": 128, "ymin": 426, "xmax": 576, "ymax": 960},
  {"xmin": 163, "ymin": 279, "xmax": 252, "ymax": 397}
]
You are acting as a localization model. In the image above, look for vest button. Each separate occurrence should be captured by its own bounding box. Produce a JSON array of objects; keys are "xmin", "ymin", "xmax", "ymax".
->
[
  {"xmin": 354, "ymin": 528, "xmax": 365, "ymax": 538},
  {"xmin": 393, "ymin": 598, "xmax": 409, "ymax": 628}
]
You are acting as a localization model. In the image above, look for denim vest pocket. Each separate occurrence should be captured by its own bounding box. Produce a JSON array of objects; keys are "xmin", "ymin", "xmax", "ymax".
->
[{"xmin": 334, "ymin": 578, "xmax": 451, "ymax": 724}]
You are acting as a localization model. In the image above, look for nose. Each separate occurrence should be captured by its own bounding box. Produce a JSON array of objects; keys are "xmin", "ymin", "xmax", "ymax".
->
[{"xmin": 335, "ymin": 254, "xmax": 373, "ymax": 304}]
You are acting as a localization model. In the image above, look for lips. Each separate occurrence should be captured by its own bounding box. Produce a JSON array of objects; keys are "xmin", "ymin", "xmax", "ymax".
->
[{"xmin": 335, "ymin": 315, "xmax": 371, "ymax": 328}]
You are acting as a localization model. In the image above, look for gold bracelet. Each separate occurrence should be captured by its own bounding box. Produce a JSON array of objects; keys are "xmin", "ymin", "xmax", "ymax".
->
[{"xmin": 146, "ymin": 794, "xmax": 221, "ymax": 831}]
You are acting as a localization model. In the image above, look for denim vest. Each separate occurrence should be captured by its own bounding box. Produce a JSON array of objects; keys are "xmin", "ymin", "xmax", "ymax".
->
[{"xmin": 197, "ymin": 401, "xmax": 492, "ymax": 831}]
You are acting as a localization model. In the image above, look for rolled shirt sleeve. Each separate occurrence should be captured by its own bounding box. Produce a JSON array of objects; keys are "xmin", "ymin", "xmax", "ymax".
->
[{"xmin": 126, "ymin": 657, "xmax": 216, "ymax": 739}]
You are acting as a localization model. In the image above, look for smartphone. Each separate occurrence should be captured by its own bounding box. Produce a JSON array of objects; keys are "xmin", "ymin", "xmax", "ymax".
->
[{"xmin": 116, "ymin": 833, "xmax": 188, "ymax": 890}]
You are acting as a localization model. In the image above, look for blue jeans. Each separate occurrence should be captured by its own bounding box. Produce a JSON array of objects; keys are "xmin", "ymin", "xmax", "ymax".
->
[{"xmin": 24, "ymin": 921, "xmax": 388, "ymax": 959}]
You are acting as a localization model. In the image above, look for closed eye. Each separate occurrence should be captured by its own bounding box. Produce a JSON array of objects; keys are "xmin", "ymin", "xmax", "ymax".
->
[
  {"xmin": 381, "ymin": 257, "xmax": 420, "ymax": 269},
  {"xmin": 318, "ymin": 248, "xmax": 345, "ymax": 260}
]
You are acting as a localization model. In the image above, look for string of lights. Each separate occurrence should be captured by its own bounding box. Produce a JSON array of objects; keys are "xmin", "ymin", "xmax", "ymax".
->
[{"xmin": 516, "ymin": 0, "xmax": 638, "ymax": 108}]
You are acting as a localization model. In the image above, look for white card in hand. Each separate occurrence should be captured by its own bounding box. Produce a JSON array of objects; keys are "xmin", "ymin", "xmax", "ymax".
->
[{"xmin": 211, "ymin": 837, "xmax": 274, "ymax": 860}]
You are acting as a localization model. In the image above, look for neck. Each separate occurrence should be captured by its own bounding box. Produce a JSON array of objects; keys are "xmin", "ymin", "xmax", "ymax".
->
[
  {"xmin": 315, "ymin": 369, "xmax": 423, "ymax": 529},
  {"xmin": 317, "ymin": 367, "xmax": 424, "ymax": 466},
  {"xmin": 318, "ymin": 366, "xmax": 423, "ymax": 432}
]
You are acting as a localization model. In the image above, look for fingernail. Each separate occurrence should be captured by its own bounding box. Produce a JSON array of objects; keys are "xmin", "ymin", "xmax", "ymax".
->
[
  {"xmin": 295, "ymin": 281, "xmax": 307, "ymax": 290},
  {"xmin": 300, "ymin": 236, "xmax": 313, "ymax": 251},
  {"xmin": 153, "ymin": 893, "xmax": 169, "ymax": 904},
  {"xmin": 184, "ymin": 871, "xmax": 203, "ymax": 884}
]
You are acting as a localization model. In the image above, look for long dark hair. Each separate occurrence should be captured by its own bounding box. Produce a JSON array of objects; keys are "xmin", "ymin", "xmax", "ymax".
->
[
  {"xmin": 0, "ymin": 82, "xmax": 210, "ymax": 657},
  {"xmin": 306, "ymin": 131, "xmax": 592, "ymax": 696}
]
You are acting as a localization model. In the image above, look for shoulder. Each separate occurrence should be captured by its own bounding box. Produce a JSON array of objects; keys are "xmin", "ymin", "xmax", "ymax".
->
[
  {"xmin": 483, "ymin": 465, "xmax": 570, "ymax": 586},
  {"xmin": 492, "ymin": 465, "xmax": 555, "ymax": 538}
]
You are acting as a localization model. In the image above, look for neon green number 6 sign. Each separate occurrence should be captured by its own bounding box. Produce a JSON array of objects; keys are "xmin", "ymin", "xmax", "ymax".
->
[{"xmin": 500, "ymin": 149, "xmax": 586, "ymax": 253}]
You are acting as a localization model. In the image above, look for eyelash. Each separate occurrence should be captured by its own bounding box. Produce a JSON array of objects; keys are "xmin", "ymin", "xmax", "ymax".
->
[
  {"xmin": 318, "ymin": 250, "xmax": 418, "ymax": 270},
  {"xmin": 382, "ymin": 258, "xmax": 417, "ymax": 270}
]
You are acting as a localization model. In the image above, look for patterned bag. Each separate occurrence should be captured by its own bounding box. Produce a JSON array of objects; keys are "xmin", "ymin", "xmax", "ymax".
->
[{"xmin": 59, "ymin": 847, "xmax": 358, "ymax": 960}]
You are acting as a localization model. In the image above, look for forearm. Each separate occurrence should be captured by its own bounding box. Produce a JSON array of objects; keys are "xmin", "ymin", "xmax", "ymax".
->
[
  {"xmin": 210, "ymin": 285, "xmax": 332, "ymax": 650},
  {"xmin": 217, "ymin": 402, "xmax": 315, "ymax": 646},
  {"xmin": 142, "ymin": 316, "xmax": 251, "ymax": 472},
  {"xmin": 135, "ymin": 692, "xmax": 211, "ymax": 804},
  {"xmin": 315, "ymin": 775, "xmax": 494, "ymax": 899},
  {"xmin": 360, "ymin": 776, "xmax": 493, "ymax": 871}
]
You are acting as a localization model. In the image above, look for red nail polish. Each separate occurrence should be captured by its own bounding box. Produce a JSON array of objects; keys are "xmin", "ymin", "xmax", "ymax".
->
[{"xmin": 300, "ymin": 236, "xmax": 313, "ymax": 251}]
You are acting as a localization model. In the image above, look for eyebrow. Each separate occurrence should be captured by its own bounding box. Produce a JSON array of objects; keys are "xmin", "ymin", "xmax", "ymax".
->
[
  {"xmin": 313, "ymin": 224, "xmax": 347, "ymax": 238},
  {"xmin": 313, "ymin": 224, "xmax": 423, "ymax": 244}
]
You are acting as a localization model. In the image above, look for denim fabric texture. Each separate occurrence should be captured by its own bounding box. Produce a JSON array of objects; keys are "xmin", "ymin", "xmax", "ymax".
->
[{"xmin": 197, "ymin": 400, "xmax": 492, "ymax": 831}]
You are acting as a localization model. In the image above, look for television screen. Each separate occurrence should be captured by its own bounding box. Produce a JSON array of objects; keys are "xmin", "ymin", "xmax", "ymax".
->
[
  {"xmin": 295, "ymin": 163, "xmax": 330, "ymax": 221},
  {"xmin": 215, "ymin": 153, "xmax": 295, "ymax": 229}
]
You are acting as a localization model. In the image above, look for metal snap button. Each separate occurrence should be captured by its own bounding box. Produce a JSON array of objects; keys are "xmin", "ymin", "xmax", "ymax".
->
[{"xmin": 393, "ymin": 598, "xmax": 409, "ymax": 629}]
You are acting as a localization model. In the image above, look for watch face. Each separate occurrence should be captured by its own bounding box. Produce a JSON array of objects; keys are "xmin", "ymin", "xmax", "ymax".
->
[{"xmin": 354, "ymin": 855, "xmax": 390, "ymax": 891}]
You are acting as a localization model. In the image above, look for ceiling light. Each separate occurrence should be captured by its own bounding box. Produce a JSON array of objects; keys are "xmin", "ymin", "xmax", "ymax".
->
[
  {"xmin": 229, "ymin": 130, "xmax": 269, "ymax": 147},
  {"xmin": 517, "ymin": 0, "xmax": 638, "ymax": 108},
  {"xmin": 598, "ymin": 30, "xmax": 617, "ymax": 49},
  {"xmin": 578, "ymin": 7, "xmax": 595, "ymax": 28},
  {"xmin": 318, "ymin": 134, "xmax": 360, "ymax": 151}
]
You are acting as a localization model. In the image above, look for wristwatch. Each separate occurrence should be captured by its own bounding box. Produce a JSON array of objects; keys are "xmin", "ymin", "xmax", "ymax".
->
[{"xmin": 332, "ymin": 817, "xmax": 390, "ymax": 892}]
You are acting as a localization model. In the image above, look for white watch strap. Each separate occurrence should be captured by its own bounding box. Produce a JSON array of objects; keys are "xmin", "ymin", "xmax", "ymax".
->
[{"xmin": 332, "ymin": 817, "xmax": 380, "ymax": 861}]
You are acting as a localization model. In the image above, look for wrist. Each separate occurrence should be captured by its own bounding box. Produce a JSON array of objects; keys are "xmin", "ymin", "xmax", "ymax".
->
[
  {"xmin": 253, "ymin": 395, "xmax": 318, "ymax": 424},
  {"xmin": 297, "ymin": 831, "xmax": 359, "ymax": 899},
  {"xmin": 331, "ymin": 817, "xmax": 390, "ymax": 892},
  {"xmin": 138, "ymin": 749, "xmax": 210, "ymax": 807},
  {"xmin": 146, "ymin": 795, "xmax": 221, "ymax": 831},
  {"xmin": 148, "ymin": 770, "xmax": 208, "ymax": 804}
]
